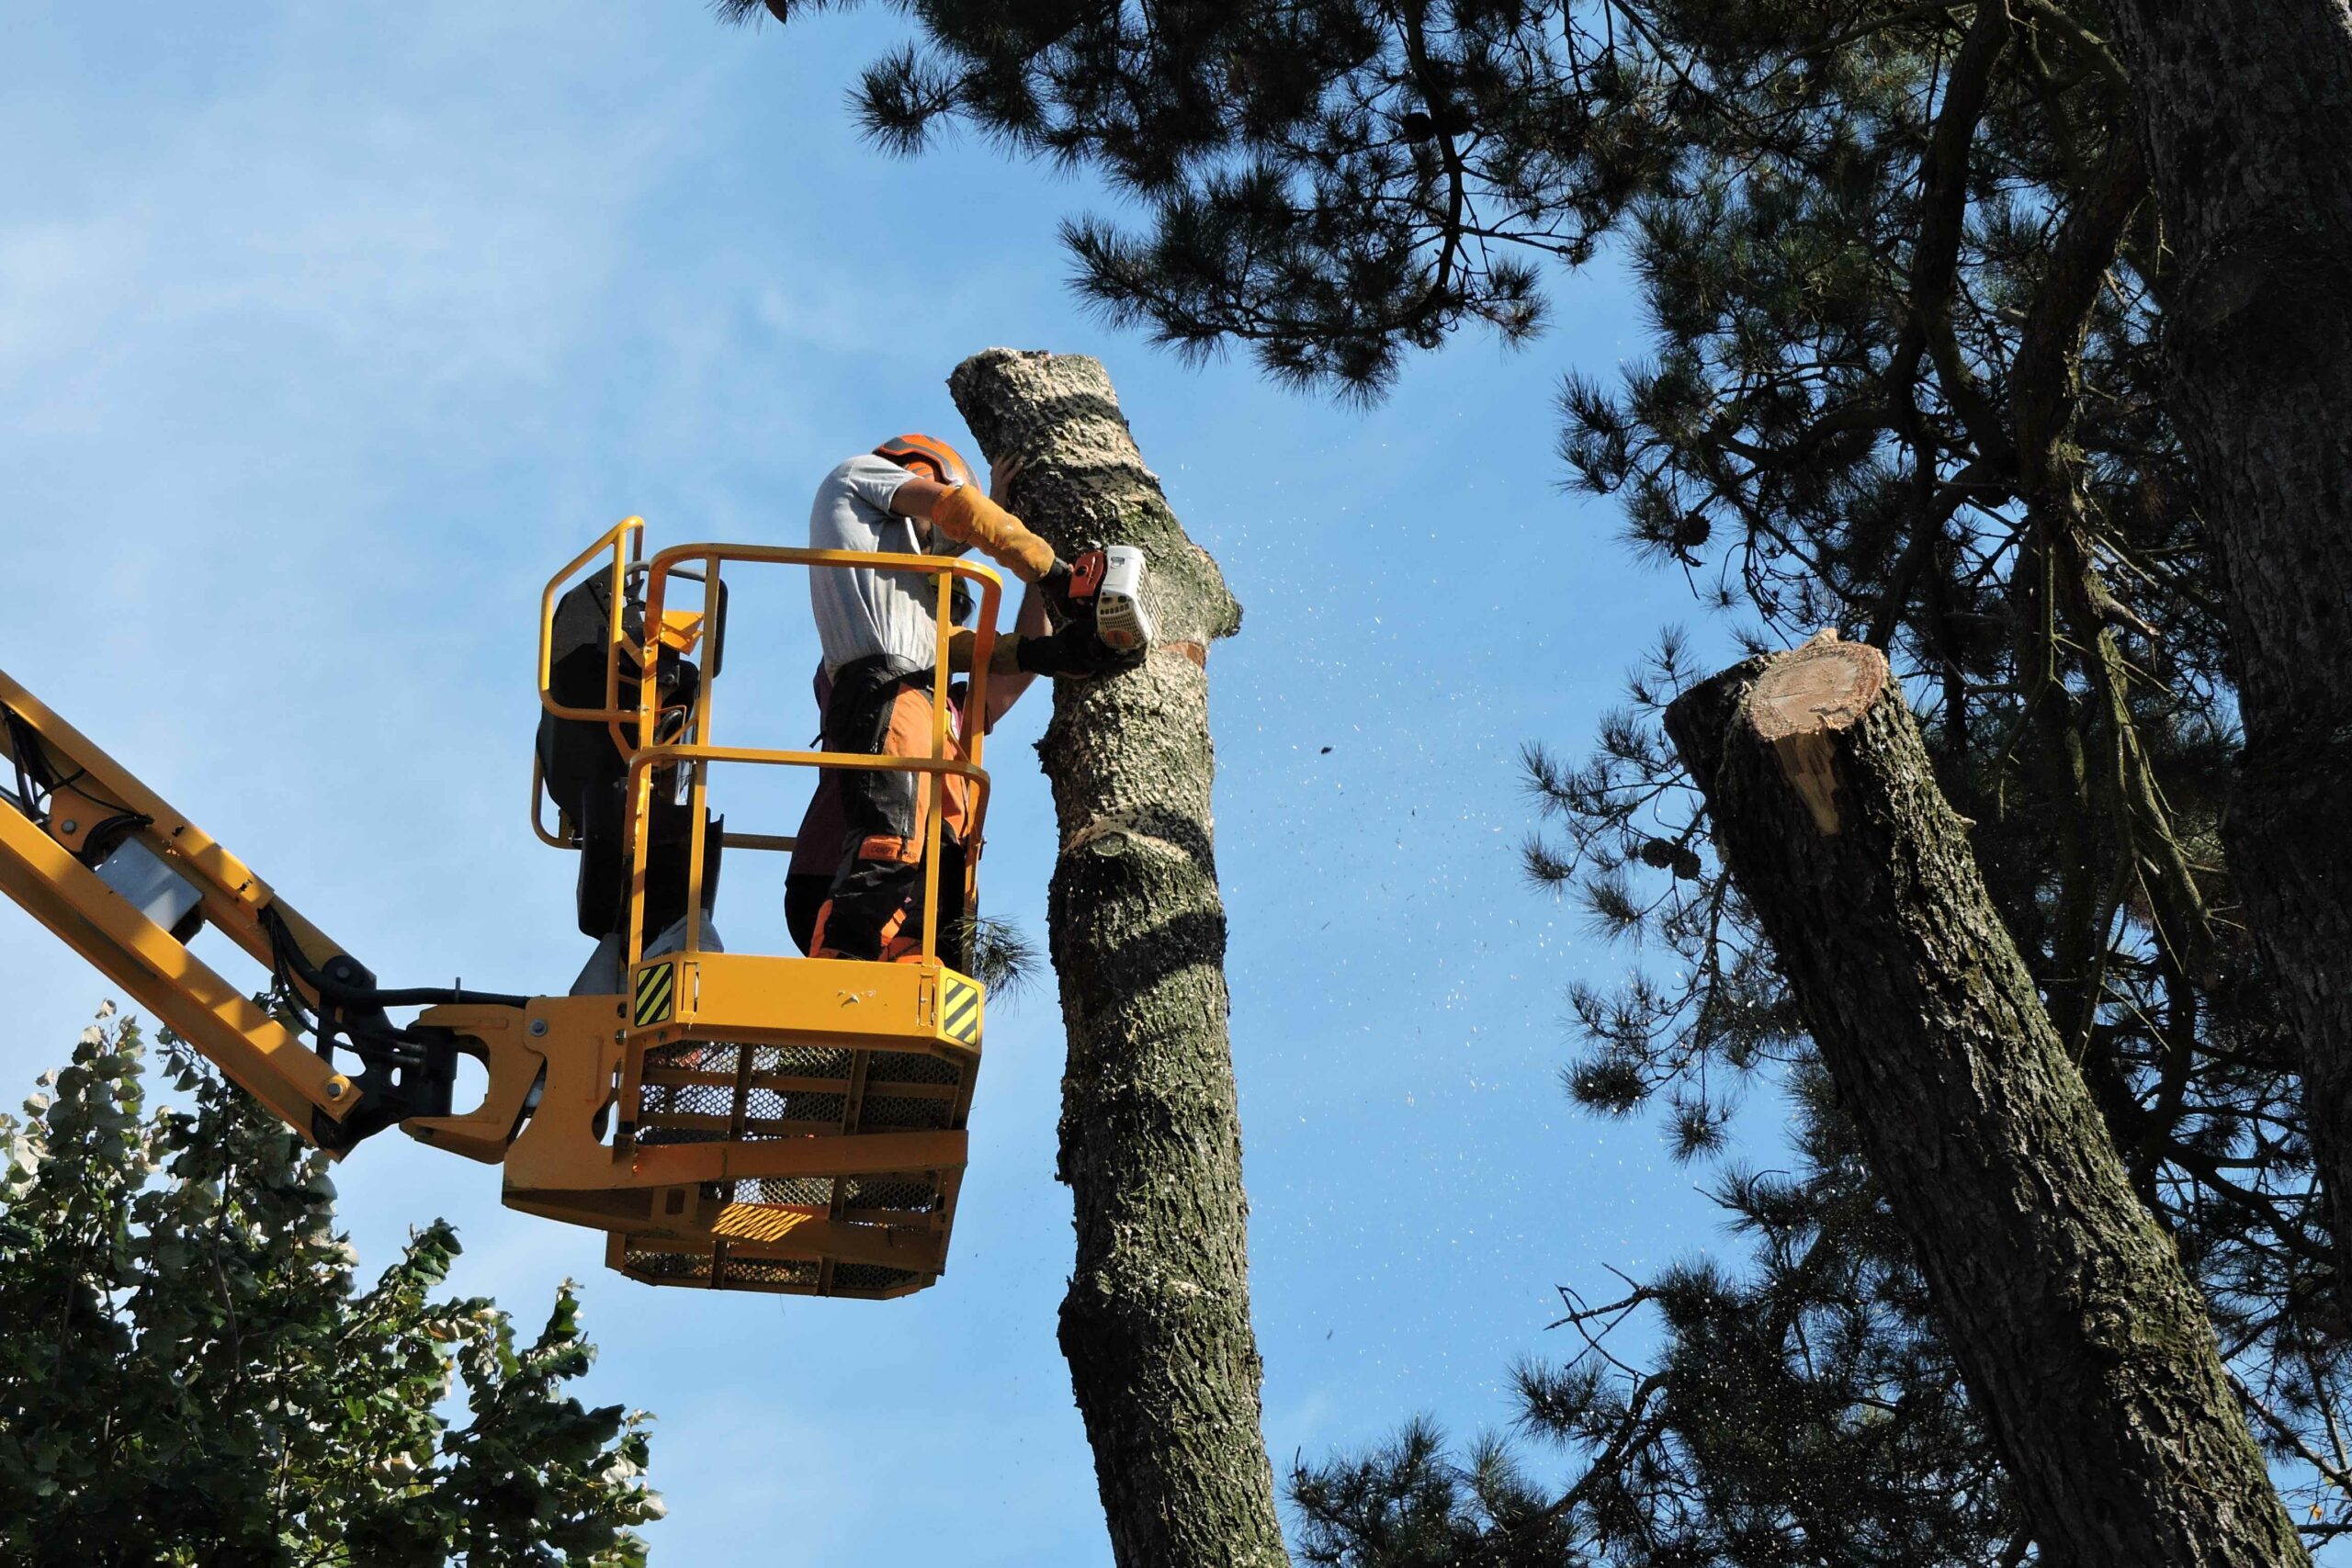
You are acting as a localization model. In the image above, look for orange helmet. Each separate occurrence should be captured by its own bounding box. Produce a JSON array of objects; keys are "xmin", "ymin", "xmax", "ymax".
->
[{"xmin": 874, "ymin": 433, "xmax": 976, "ymax": 491}]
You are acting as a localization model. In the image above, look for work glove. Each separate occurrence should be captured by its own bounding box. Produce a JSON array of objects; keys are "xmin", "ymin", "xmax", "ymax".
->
[
  {"xmin": 1038, "ymin": 548, "xmax": 1109, "ymax": 630},
  {"xmin": 1012, "ymin": 622, "xmax": 1144, "ymax": 680}
]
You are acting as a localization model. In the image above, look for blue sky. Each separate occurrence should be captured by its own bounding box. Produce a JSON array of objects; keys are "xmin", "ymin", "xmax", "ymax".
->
[{"xmin": 3, "ymin": 7, "xmax": 1758, "ymax": 1561}]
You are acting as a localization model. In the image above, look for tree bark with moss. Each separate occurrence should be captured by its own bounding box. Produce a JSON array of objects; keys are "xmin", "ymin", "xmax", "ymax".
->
[
  {"xmin": 1664, "ymin": 634, "xmax": 2305, "ymax": 1568},
  {"xmin": 947, "ymin": 348, "xmax": 1283, "ymax": 1568}
]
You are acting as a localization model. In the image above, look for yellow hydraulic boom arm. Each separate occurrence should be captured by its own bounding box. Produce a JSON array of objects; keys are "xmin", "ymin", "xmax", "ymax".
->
[{"xmin": 0, "ymin": 667, "xmax": 501, "ymax": 1152}]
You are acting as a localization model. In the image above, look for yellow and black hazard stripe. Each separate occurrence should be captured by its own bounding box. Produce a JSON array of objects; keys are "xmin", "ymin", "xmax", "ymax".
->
[
  {"xmin": 940, "ymin": 976, "xmax": 981, "ymax": 1045},
  {"xmin": 632, "ymin": 962, "xmax": 675, "ymax": 1028}
]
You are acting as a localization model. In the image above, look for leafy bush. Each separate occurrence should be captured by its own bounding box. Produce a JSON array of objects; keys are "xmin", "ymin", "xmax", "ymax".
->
[{"xmin": 0, "ymin": 1007, "xmax": 662, "ymax": 1566}]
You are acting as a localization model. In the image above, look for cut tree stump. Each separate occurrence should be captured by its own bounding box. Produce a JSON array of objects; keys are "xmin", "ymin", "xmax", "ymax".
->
[
  {"xmin": 1747, "ymin": 629, "xmax": 1885, "ymax": 834},
  {"xmin": 1666, "ymin": 638, "xmax": 2307, "ymax": 1568}
]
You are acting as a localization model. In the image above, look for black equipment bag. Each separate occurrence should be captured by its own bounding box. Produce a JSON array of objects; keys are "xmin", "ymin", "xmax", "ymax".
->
[{"xmin": 536, "ymin": 574, "xmax": 728, "ymax": 939}]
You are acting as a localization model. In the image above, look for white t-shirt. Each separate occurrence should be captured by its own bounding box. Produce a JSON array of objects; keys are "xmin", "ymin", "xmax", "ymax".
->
[{"xmin": 807, "ymin": 453, "xmax": 949, "ymax": 673}]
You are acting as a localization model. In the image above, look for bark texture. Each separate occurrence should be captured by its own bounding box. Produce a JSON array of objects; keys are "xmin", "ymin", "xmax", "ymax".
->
[
  {"xmin": 2100, "ymin": 0, "xmax": 2352, "ymax": 1286},
  {"xmin": 1666, "ymin": 634, "xmax": 2307, "ymax": 1568},
  {"xmin": 946, "ymin": 349, "xmax": 1282, "ymax": 1568}
]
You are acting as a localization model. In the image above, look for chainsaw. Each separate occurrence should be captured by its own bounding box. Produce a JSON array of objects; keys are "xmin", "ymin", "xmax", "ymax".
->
[{"xmin": 1068, "ymin": 545, "xmax": 1155, "ymax": 655}]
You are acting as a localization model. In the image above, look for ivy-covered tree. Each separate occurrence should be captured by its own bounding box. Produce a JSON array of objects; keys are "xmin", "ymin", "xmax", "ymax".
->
[
  {"xmin": 718, "ymin": 0, "xmax": 2351, "ymax": 1557},
  {"xmin": 0, "ymin": 1007, "xmax": 662, "ymax": 1566}
]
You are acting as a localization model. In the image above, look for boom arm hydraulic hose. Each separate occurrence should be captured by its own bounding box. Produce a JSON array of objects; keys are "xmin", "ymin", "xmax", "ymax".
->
[{"xmin": 254, "ymin": 907, "xmax": 530, "ymax": 1150}]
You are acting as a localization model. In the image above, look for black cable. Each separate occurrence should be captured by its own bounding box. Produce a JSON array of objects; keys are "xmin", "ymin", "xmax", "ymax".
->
[
  {"xmin": 4, "ymin": 709, "xmax": 48, "ymax": 816},
  {"xmin": 260, "ymin": 911, "xmax": 409, "ymax": 1068},
  {"xmin": 263, "ymin": 905, "xmax": 526, "ymax": 1009},
  {"xmin": 259, "ymin": 919, "xmax": 328, "ymax": 1043},
  {"xmin": 347, "ymin": 985, "xmax": 534, "ymax": 1009},
  {"xmin": 78, "ymin": 810, "xmax": 154, "ymax": 864},
  {"xmin": 4, "ymin": 708, "xmax": 98, "ymax": 830}
]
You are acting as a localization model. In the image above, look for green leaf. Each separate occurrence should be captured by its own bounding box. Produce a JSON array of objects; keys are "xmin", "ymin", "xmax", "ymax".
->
[{"xmin": 0, "ymin": 1010, "xmax": 662, "ymax": 1560}]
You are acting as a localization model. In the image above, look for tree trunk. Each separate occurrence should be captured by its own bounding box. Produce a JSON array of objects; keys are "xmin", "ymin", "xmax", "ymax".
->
[
  {"xmin": 2098, "ymin": 0, "xmax": 2352, "ymax": 1293},
  {"xmin": 946, "ymin": 349, "xmax": 1283, "ymax": 1567},
  {"xmin": 1665, "ymin": 633, "xmax": 2306, "ymax": 1568}
]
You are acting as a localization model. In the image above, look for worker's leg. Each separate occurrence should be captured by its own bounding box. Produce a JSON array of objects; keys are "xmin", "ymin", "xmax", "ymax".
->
[
  {"xmin": 934, "ymin": 838, "xmax": 971, "ymax": 972},
  {"xmin": 785, "ymin": 874, "xmax": 830, "ymax": 955},
  {"xmin": 810, "ymin": 660, "xmax": 933, "ymax": 961}
]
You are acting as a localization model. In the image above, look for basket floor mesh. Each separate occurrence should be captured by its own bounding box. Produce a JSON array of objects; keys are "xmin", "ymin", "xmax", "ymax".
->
[
  {"xmin": 617, "ymin": 1037, "xmax": 971, "ymax": 1295},
  {"xmin": 615, "ymin": 1241, "xmax": 932, "ymax": 1299},
  {"xmin": 635, "ymin": 1041, "xmax": 967, "ymax": 1144}
]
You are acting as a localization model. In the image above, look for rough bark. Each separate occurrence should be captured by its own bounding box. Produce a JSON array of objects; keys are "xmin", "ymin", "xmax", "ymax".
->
[
  {"xmin": 945, "ymin": 349, "xmax": 1282, "ymax": 1568},
  {"xmin": 2098, "ymin": 0, "xmax": 2352, "ymax": 1292},
  {"xmin": 1666, "ymin": 633, "xmax": 2307, "ymax": 1568}
]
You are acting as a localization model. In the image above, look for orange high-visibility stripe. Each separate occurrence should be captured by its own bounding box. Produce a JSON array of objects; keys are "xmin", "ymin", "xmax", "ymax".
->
[{"xmin": 857, "ymin": 834, "xmax": 922, "ymax": 864}]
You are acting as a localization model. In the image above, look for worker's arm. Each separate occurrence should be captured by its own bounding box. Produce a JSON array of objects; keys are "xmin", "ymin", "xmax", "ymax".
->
[
  {"xmin": 940, "ymin": 583, "xmax": 1052, "ymax": 709},
  {"xmin": 888, "ymin": 453, "xmax": 1081, "ymax": 587},
  {"xmin": 984, "ymin": 585, "xmax": 1050, "ymax": 728},
  {"xmin": 888, "ymin": 475, "xmax": 1056, "ymax": 582},
  {"xmin": 946, "ymin": 608, "xmax": 1137, "ymax": 682},
  {"xmin": 890, "ymin": 458, "xmax": 1106, "ymax": 634},
  {"xmin": 944, "ymin": 622, "xmax": 1038, "ymax": 678},
  {"xmin": 944, "ymin": 627, "xmax": 994, "ymax": 675}
]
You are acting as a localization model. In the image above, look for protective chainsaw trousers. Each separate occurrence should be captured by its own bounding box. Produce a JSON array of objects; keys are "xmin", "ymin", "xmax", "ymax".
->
[{"xmin": 808, "ymin": 655, "xmax": 973, "ymax": 964}]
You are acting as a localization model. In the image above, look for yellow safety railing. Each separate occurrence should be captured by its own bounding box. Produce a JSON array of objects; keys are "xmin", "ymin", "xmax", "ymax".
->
[
  {"xmin": 537, "ymin": 519, "xmax": 646, "ymax": 727},
  {"xmin": 535, "ymin": 525, "xmax": 1002, "ymax": 970},
  {"xmin": 532, "ymin": 517, "xmax": 643, "ymax": 848}
]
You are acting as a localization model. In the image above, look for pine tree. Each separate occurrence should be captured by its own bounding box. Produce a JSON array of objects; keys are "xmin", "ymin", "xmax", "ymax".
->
[
  {"xmin": 718, "ymin": 0, "xmax": 2352, "ymax": 1555},
  {"xmin": 0, "ymin": 1008, "xmax": 662, "ymax": 1566},
  {"xmin": 947, "ymin": 349, "xmax": 1282, "ymax": 1567},
  {"xmin": 1661, "ymin": 636, "xmax": 2301, "ymax": 1564}
]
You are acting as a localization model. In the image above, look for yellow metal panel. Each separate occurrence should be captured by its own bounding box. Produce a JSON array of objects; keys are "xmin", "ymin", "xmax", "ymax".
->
[
  {"xmin": 630, "ymin": 960, "xmax": 678, "ymax": 1029},
  {"xmin": 939, "ymin": 972, "xmax": 983, "ymax": 1047},
  {"xmin": 625, "ymin": 953, "xmax": 985, "ymax": 1055},
  {"xmin": 403, "ymin": 996, "xmax": 625, "ymax": 1168}
]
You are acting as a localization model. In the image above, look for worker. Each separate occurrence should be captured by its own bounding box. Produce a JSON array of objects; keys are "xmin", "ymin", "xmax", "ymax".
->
[
  {"xmin": 805, "ymin": 433, "xmax": 1133, "ymax": 963},
  {"xmin": 786, "ymin": 575, "xmax": 1048, "ymax": 961}
]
